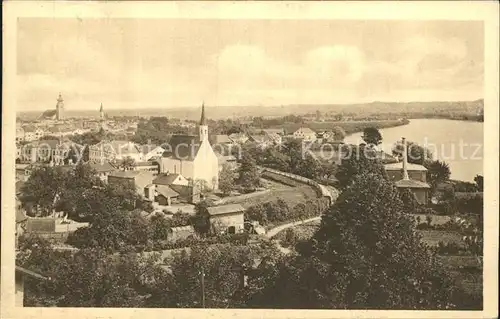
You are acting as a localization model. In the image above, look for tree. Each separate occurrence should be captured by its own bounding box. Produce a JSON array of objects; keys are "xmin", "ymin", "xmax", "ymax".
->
[
  {"xmin": 192, "ymin": 200, "xmax": 211, "ymax": 235},
  {"xmin": 219, "ymin": 164, "xmax": 235, "ymax": 196},
  {"xmin": 424, "ymin": 160, "xmax": 451, "ymax": 194},
  {"xmin": 237, "ymin": 153, "xmax": 261, "ymax": 192},
  {"xmin": 331, "ymin": 126, "xmax": 346, "ymax": 141},
  {"xmin": 18, "ymin": 235, "xmax": 163, "ymax": 307},
  {"xmin": 473, "ymin": 174, "xmax": 483, "ymax": 192},
  {"xmin": 362, "ymin": 127, "xmax": 382, "ymax": 146},
  {"xmin": 392, "ymin": 140, "xmax": 433, "ymax": 165},
  {"xmin": 398, "ymin": 188, "xmax": 419, "ymax": 213},
  {"xmin": 246, "ymin": 173, "xmax": 457, "ymax": 309},
  {"xmin": 335, "ymin": 145, "xmax": 388, "ymax": 189},
  {"xmin": 118, "ymin": 156, "xmax": 137, "ymax": 171},
  {"xmin": 146, "ymin": 243, "xmax": 282, "ymax": 308},
  {"xmin": 19, "ymin": 166, "xmax": 69, "ymax": 216}
]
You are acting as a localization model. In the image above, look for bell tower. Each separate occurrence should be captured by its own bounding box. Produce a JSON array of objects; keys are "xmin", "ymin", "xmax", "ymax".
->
[
  {"xmin": 199, "ymin": 102, "xmax": 208, "ymax": 142},
  {"xmin": 56, "ymin": 93, "xmax": 64, "ymax": 121}
]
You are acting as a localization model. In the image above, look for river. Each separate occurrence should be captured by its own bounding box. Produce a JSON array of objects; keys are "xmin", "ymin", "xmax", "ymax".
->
[{"xmin": 344, "ymin": 119, "xmax": 484, "ymax": 182}]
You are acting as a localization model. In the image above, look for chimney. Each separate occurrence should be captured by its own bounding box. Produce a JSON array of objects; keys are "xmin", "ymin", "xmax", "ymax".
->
[{"xmin": 402, "ymin": 137, "xmax": 409, "ymax": 180}]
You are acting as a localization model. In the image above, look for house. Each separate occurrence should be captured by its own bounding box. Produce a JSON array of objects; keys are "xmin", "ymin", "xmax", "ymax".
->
[
  {"xmin": 206, "ymin": 203, "xmax": 245, "ymax": 234},
  {"xmin": 152, "ymin": 173, "xmax": 191, "ymax": 204},
  {"xmin": 293, "ymin": 127, "xmax": 317, "ymax": 142},
  {"xmin": 216, "ymin": 153, "xmax": 238, "ymax": 171},
  {"xmin": 209, "ymin": 134, "xmax": 232, "ymax": 145},
  {"xmin": 384, "ymin": 162, "xmax": 428, "ymax": 183},
  {"xmin": 160, "ymin": 104, "xmax": 219, "ymax": 190},
  {"xmin": 154, "ymin": 184, "xmax": 180, "ymax": 206},
  {"xmin": 153, "ymin": 173, "xmax": 190, "ymax": 187},
  {"xmin": 89, "ymin": 140, "xmax": 143, "ymax": 164},
  {"xmin": 17, "ymin": 139, "xmax": 81, "ymax": 165},
  {"xmin": 228, "ymin": 132, "xmax": 249, "ymax": 145},
  {"xmin": 89, "ymin": 162, "xmax": 118, "ymax": 182},
  {"xmin": 262, "ymin": 128, "xmax": 284, "ymax": 136},
  {"xmin": 390, "ymin": 138, "xmax": 430, "ymax": 205},
  {"xmin": 248, "ymin": 134, "xmax": 273, "ymax": 149},
  {"xmin": 134, "ymin": 161, "xmax": 160, "ymax": 176},
  {"xmin": 141, "ymin": 144, "xmax": 165, "ymax": 161},
  {"xmin": 108, "ymin": 170, "xmax": 155, "ymax": 197},
  {"xmin": 15, "ymin": 266, "xmax": 48, "ymax": 307}
]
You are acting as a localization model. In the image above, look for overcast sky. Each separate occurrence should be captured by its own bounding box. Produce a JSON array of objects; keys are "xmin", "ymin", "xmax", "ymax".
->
[{"xmin": 17, "ymin": 19, "xmax": 483, "ymax": 111}]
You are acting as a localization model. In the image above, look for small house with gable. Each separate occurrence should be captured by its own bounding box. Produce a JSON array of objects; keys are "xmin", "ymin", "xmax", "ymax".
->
[{"xmin": 206, "ymin": 203, "xmax": 245, "ymax": 234}]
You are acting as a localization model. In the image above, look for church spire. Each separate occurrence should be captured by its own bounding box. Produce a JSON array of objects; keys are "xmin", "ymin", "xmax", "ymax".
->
[
  {"xmin": 199, "ymin": 102, "xmax": 208, "ymax": 142},
  {"xmin": 200, "ymin": 102, "xmax": 206, "ymax": 125},
  {"xmin": 100, "ymin": 103, "xmax": 104, "ymax": 112}
]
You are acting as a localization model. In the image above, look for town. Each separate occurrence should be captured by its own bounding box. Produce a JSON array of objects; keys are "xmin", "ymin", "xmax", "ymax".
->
[{"xmin": 14, "ymin": 94, "xmax": 483, "ymax": 310}]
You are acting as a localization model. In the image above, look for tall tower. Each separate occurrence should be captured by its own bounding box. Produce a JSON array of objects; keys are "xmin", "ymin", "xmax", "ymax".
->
[
  {"xmin": 199, "ymin": 102, "xmax": 208, "ymax": 142},
  {"xmin": 56, "ymin": 93, "xmax": 64, "ymax": 121},
  {"xmin": 99, "ymin": 103, "xmax": 105, "ymax": 120}
]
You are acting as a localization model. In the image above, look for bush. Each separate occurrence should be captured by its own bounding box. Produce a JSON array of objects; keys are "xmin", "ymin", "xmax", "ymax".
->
[
  {"xmin": 150, "ymin": 232, "xmax": 250, "ymax": 251},
  {"xmin": 433, "ymin": 241, "xmax": 467, "ymax": 255},
  {"xmin": 281, "ymin": 228, "xmax": 299, "ymax": 248},
  {"xmin": 415, "ymin": 207, "xmax": 439, "ymax": 215}
]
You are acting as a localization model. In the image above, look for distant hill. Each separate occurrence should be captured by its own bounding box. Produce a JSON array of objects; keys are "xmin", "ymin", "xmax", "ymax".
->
[{"xmin": 17, "ymin": 99, "xmax": 483, "ymax": 121}]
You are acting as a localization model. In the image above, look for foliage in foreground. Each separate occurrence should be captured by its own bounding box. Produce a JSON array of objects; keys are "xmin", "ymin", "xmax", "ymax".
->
[{"xmin": 244, "ymin": 173, "xmax": 461, "ymax": 309}]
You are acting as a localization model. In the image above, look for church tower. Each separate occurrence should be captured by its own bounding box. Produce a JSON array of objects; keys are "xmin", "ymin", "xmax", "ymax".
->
[
  {"xmin": 56, "ymin": 93, "xmax": 65, "ymax": 121},
  {"xmin": 199, "ymin": 102, "xmax": 208, "ymax": 142},
  {"xmin": 99, "ymin": 103, "xmax": 105, "ymax": 120}
]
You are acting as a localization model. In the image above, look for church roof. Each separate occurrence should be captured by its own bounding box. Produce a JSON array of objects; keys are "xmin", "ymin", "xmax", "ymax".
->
[
  {"xmin": 38, "ymin": 109, "xmax": 57, "ymax": 120},
  {"xmin": 163, "ymin": 135, "xmax": 201, "ymax": 161}
]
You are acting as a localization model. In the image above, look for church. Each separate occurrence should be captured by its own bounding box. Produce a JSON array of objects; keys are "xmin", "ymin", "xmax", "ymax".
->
[
  {"xmin": 38, "ymin": 93, "xmax": 65, "ymax": 121},
  {"xmin": 159, "ymin": 104, "xmax": 219, "ymax": 190}
]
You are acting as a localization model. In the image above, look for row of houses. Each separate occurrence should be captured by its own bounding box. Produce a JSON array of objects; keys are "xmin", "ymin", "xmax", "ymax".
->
[
  {"xmin": 16, "ymin": 120, "xmax": 137, "ymax": 143},
  {"xmin": 210, "ymin": 126, "xmax": 344, "ymax": 149}
]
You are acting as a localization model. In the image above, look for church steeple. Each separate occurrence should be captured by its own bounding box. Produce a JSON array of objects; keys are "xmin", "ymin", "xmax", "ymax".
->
[
  {"xmin": 99, "ymin": 103, "xmax": 105, "ymax": 120},
  {"xmin": 199, "ymin": 102, "xmax": 208, "ymax": 142},
  {"xmin": 200, "ymin": 102, "xmax": 206, "ymax": 125}
]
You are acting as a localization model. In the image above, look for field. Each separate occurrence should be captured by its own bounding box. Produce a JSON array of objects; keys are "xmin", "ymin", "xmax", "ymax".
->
[
  {"xmin": 418, "ymin": 230, "xmax": 465, "ymax": 247},
  {"xmin": 227, "ymin": 176, "xmax": 318, "ymax": 209}
]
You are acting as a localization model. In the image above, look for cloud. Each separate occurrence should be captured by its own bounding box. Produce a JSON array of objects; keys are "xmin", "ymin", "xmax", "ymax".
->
[{"xmin": 16, "ymin": 21, "xmax": 483, "ymax": 110}]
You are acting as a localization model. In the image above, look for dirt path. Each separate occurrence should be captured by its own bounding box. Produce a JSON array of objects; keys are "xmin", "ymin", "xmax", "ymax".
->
[{"xmin": 265, "ymin": 216, "xmax": 321, "ymax": 239}]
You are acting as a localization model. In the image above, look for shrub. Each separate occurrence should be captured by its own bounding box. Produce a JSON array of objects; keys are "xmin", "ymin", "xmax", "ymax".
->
[{"xmin": 281, "ymin": 228, "xmax": 299, "ymax": 248}]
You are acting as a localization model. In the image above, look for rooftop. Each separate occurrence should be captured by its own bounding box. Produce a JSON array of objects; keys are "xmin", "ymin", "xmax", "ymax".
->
[
  {"xmin": 163, "ymin": 135, "xmax": 201, "ymax": 161},
  {"xmin": 207, "ymin": 203, "xmax": 245, "ymax": 216},
  {"xmin": 384, "ymin": 162, "xmax": 428, "ymax": 171},
  {"xmin": 395, "ymin": 179, "xmax": 431, "ymax": 189},
  {"xmin": 153, "ymin": 173, "xmax": 182, "ymax": 186},
  {"xmin": 89, "ymin": 162, "xmax": 117, "ymax": 173},
  {"xmin": 156, "ymin": 185, "xmax": 180, "ymax": 198}
]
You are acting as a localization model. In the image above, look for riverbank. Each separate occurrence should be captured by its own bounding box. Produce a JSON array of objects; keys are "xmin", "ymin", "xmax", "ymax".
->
[{"xmin": 280, "ymin": 118, "xmax": 410, "ymax": 135}]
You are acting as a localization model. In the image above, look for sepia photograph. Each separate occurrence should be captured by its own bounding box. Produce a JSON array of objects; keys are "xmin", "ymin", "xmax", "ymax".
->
[{"xmin": 2, "ymin": 1, "xmax": 498, "ymax": 319}]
